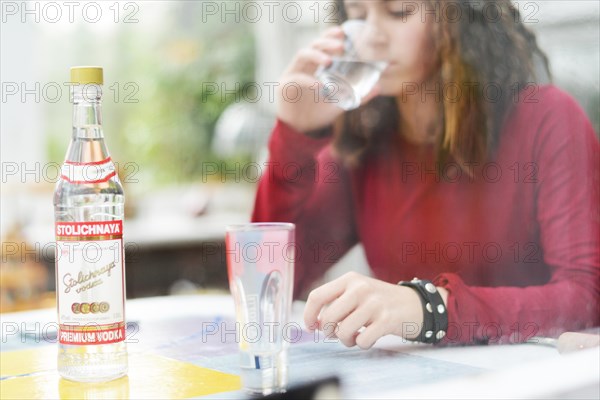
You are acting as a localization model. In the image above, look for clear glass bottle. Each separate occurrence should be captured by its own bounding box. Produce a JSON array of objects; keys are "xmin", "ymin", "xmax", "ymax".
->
[{"xmin": 53, "ymin": 66, "xmax": 128, "ymax": 382}]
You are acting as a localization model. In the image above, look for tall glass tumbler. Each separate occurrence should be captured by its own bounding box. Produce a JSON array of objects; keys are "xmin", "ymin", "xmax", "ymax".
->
[{"xmin": 225, "ymin": 223, "xmax": 295, "ymax": 395}]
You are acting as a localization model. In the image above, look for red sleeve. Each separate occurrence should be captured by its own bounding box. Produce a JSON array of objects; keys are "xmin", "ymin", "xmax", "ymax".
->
[
  {"xmin": 252, "ymin": 120, "xmax": 359, "ymax": 299},
  {"xmin": 435, "ymin": 88, "xmax": 600, "ymax": 344}
]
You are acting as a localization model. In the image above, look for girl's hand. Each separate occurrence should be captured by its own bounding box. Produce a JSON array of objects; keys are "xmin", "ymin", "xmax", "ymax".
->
[
  {"xmin": 276, "ymin": 27, "xmax": 380, "ymax": 134},
  {"xmin": 304, "ymin": 272, "xmax": 428, "ymax": 349}
]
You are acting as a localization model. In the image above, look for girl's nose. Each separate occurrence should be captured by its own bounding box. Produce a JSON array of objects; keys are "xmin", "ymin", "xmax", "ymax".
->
[
  {"xmin": 364, "ymin": 23, "xmax": 389, "ymax": 46},
  {"xmin": 359, "ymin": 21, "xmax": 389, "ymax": 60}
]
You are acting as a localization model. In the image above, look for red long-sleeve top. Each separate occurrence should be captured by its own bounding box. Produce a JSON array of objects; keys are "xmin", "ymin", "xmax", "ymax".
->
[{"xmin": 251, "ymin": 85, "xmax": 600, "ymax": 344}]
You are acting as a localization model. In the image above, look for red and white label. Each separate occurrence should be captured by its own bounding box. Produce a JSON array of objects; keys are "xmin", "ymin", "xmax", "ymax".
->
[
  {"xmin": 60, "ymin": 157, "xmax": 116, "ymax": 184},
  {"xmin": 55, "ymin": 220, "xmax": 125, "ymax": 345},
  {"xmin": 59, "ymin": 324, "xmax": 126, "ymax": 345},
  {"xmin": 56, "ymin": 221, "xmax": 123, "ymax": 237}
]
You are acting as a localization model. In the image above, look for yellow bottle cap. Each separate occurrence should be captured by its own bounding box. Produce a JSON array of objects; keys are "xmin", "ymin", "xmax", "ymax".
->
[{"xmin": 70, "ymin": 66, "xmax": 103, "ymax": 85}]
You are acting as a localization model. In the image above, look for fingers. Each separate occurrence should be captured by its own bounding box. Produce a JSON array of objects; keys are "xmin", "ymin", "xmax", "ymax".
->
[
  {"xmin": 322, "ymin": 25, "xmax": 345, "ymax": 40},
  {"xmin": 304, "ymin": 278, "xmax": 349, "ymax": 331},
  {"xmin": 311, "ymin": 37, "xmax": 345, "ymax": 55},
  {"xmin": 286, "ymin": 27, "xmax": 345, "ymax": 76},
  {"xmin": 335, "ymin": 306, "xmax": 373, "ymax": 347},
  {"xmin": 355, "ymin": 322, "xmax": 386, "ymax": 350},
  {"xmin": 319, "ymin": 291, "xmax": 359, "ymax": 338},
  {"xmin": 319, "ymin": 290, "xmax": 359, "ymax": 326},
  {"xmin": 289, "ymin": 47, "xmax": 333, "ymax": 75}
]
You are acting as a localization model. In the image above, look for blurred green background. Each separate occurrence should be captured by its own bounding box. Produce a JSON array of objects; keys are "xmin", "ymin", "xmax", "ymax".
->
[{"xmin": 42, "ymin": 2, "xmax": 257, "ymax": 186}]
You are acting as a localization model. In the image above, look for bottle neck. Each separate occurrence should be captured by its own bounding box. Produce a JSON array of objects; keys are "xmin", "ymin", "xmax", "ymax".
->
[
  {"xmin": 66, "ymin": 84, "xmax": 110, "ymax": 164},
  {"xmin": 72, "ymin": 84, "xmax": 104, "ymax": 139}
]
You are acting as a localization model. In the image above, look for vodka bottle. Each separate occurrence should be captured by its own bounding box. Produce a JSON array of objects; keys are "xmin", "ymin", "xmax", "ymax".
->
[{"xmin": 53, "ymin": 67, "xmax": 127, "ymax": 382}]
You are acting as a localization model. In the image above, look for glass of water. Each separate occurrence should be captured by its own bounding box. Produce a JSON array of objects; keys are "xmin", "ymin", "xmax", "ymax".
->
[
  {"xmin": 316, "ymin": 19, "xmax": 388, "ymax": 110},
  {"xmin": 225, "ymin": 223, "xmax": 295, "ymax": 395}
]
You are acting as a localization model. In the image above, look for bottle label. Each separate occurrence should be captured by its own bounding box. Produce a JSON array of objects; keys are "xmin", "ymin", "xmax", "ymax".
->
[
  {"xmin": 55, "ymin": 221, "xmax": 125, "ymax": 345},
  {"xmin": 60, "ymin": 157, "xmax": 116, "ymax": 184}
]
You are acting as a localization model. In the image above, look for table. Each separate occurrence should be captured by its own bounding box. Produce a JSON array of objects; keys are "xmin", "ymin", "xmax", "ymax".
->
[{"xmin": 1, "ymin": 295, "xmax": 598, "ymax": 399}]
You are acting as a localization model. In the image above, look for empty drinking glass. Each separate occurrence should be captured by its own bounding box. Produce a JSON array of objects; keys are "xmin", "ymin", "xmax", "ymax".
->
[{"xmin": 225, "ymin": 223, "xmax": 295, "ymax": 395}]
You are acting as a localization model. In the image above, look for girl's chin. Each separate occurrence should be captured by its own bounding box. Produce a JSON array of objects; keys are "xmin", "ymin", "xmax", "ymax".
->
[
  {"xmin": 377, "ymin": 72, "xmax": 405, "ymax": 93},
  {"xmin": 375, "ymin": 81, "xmax": 402, "ymax": 97}
]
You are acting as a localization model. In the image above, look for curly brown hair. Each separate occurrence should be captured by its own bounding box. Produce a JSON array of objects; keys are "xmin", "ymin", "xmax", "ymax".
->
[{"xmin": 331, "ymin": 0, "xmax": 551, "ymax": 170}]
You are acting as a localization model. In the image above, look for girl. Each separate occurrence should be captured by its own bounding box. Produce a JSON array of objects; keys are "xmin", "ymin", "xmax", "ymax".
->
[{"xmin": 252, "ymin": 0, "xmax": 599, "ymax": 347}]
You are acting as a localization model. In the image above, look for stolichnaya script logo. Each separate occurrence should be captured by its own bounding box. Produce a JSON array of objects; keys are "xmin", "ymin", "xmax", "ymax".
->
[{"xmin": 63, "ymin": 260, "xmax": 117, "ymax": 294}]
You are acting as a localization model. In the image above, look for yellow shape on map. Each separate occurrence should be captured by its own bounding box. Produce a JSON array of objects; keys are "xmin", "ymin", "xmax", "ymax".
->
[{"xmin": 0, "ymin": 346, "xmax": 240, "ymax": 399}]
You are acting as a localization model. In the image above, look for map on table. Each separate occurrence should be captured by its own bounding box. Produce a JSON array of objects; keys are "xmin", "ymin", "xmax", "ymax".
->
[{"xmin": 1, "ymin": 315, "xmax": 485, "ymax": 399}]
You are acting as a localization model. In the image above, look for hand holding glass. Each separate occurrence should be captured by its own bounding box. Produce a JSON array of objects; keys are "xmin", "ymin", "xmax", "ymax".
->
[
  {"xmin": 316, "ymin": 20, "xmax": 388, "ymax": 110},
  {"xmin": 225, "ymin": 223, "xmax": 295, "ymax": 395}
]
